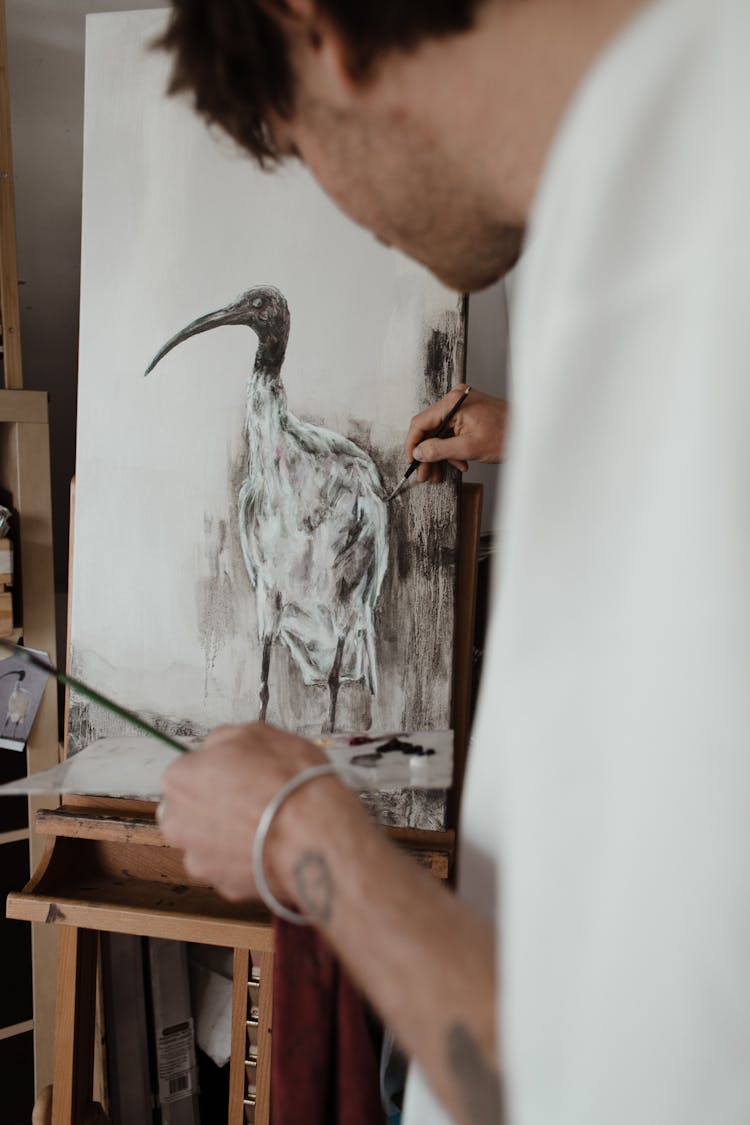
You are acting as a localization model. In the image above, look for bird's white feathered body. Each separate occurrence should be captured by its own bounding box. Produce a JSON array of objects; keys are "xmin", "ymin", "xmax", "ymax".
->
[
  {"xmin": 239, "ymin": 374, "xmax": 388, "ymax": 691},
  {"xmin": 147, "ymin": 284, "xmax": 388, "ymax": 728}
]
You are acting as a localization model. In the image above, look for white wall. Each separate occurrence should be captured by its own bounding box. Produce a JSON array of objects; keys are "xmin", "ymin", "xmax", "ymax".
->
[
  {"xmin": 6, "ymin": 0, "xmax": 167, "ymax": 589},
  {"xmin": 6, "ymin": 0, "xmax": 506, "ymax": 593}
]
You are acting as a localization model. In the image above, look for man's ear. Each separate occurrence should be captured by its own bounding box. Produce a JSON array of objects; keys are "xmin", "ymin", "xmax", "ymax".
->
[
  {"xmin": 313, "ymin": 16, "xmax": 361, "ymax": 99},
  {"xmin": 269, "ymin": 0, "xmax": 360, "ymax": 100}
]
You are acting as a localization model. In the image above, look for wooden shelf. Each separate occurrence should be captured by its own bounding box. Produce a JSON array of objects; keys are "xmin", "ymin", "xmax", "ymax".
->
[
  {"xmin": 8, "ymin": 805, "xmax": 275, "ymax": 1123},
  {"xmin": 8, "ymin": 806, "xmax": 273, "ymax": 950},
  {"xmin": 9, "ymin": 869, "xmax": 274, "ymax": 951}
]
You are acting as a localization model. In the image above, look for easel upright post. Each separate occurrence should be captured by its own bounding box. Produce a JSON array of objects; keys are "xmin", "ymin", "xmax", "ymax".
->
[
  {"xmin": 50, "ymin": 927, "xmax": 98, "ymax": 1125},
  {"xmin": 0, "ymin": 0, "xmax": 60, "ymax": 1094}
]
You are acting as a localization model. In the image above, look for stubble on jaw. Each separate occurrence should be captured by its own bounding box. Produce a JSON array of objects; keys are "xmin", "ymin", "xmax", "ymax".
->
[
  {"xmin": 436, "ymin": 222, "xmax": 525, "ymax": 293},
  {"xmin": 271, "ymin": 89, "xmax": 527, "ymax": 295}
]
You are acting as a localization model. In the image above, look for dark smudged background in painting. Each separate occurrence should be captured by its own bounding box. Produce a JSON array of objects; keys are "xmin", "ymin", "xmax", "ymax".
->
[{"xmin": 195, "ymin": 307, "xmax": 463, "ymax": 736}]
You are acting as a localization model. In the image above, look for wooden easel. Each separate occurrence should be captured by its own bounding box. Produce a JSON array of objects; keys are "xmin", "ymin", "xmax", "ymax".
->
[
  {"xmin": 1, "ymin": 8, "xmax": 481, "ymax": 1102},
  {"xmin": 16, "ymin": 800, "xmax": 277, "ymax": 1123},
  {"xmin": 0, "ymin": 0, "xmax": 59, "ymax": 1097},
  {"xmin": 8, "ymin": 483, "xmax": 480, "ymax": 1123},
  {"xmin": 0, "ymin": 7, "xmax": 486, "ymax": 1116}
]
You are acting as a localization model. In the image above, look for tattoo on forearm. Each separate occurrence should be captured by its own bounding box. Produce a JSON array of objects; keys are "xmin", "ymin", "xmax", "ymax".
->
[
  {"xmin": 292, "ymin": 850, "xmax": 334, "ymax": 924},
  {"xmin": 447, "ymin": 1024, "xmax": 503, "ymax": 1125}
]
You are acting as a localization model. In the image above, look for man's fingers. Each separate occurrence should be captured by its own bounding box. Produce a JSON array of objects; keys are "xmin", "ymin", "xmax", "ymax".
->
[
  {"xmin": 403, "ymin": 385, "xmax": 468, "ymax": 460},
  {"xmin": 182, "ymin": 850, "xmax": 212, "ymax": 882},
  {"xmin": 413, "ymin": 435, "xmax": 471, "ymax": 464},
  {"xmin": 220, "ymin": 880, "xmax": 252, "ymax": 903},
  {"xmin": 414, "ymin": 459, "xmax": 465, "ymax": 486},
  {"xmin": 414, "ymin": 462, "xmax": 445, "ymax": 486},
  {"xmin": 404, "ymin": 414, "xmax": 442, "ymax": 461}
]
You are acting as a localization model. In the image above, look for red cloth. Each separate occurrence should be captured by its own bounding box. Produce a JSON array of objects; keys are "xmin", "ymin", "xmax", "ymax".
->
[{"xmin": 271, "ymin": 919, "xmax": 387, "ymax": 1125}]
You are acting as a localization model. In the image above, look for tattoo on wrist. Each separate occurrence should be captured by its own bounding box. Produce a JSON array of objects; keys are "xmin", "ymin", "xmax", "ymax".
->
[
  {"xmin": 292, "ymin": 850, "xmax": 334, "ymax": 924},
  {"xmin": 447, "ymin": 1024, "xmax": 503, "ymax": 1125}
]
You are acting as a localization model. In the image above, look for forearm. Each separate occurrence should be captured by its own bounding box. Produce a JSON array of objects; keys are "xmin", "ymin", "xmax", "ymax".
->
[
  {"xmin": 160, "ymin": 726, "xmax": 501, "ymax": 1121},
  {"xmin": 271, "ymin": 776, "xmax": 501, "ymax": 1125}
]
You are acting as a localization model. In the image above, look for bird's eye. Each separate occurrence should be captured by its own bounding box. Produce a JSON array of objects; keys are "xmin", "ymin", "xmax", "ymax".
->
[{"xmin": 253, "ymin": 297, "xmax": 263, "ymax": 309}]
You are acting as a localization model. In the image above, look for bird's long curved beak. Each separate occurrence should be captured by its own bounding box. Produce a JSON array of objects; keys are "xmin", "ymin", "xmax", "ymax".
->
[{"xmin": 144, "ymin": 304, "xmax": 241, "ymax": 375}]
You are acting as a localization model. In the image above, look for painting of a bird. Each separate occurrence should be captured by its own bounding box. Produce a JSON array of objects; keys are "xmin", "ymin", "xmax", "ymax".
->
[
  {"xmin": 146, "ymin": 286, "xmax": 389, "ymax": 731},
  {"xmin": 0, "ymin": 670, "xmax": 32, "ymax": 737}
]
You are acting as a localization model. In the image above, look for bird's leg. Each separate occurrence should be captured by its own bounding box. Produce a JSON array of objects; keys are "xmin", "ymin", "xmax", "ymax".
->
[
  {"xmin": 259, "ymin": 635, "xmax": 272, "ymax": 722},
  {"xmin": 325, "ymin": 637, "xmax": 346, "ymax": 734}
]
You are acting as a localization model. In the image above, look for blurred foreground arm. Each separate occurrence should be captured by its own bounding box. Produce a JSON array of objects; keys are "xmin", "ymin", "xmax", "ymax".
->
[
  {"xmin": 404, "ymin": 384, "xmax": 508, "ymax": 484},
  {"xmin": 160, "ymin": 724, "xmax": 500, "ymax": 1125}
]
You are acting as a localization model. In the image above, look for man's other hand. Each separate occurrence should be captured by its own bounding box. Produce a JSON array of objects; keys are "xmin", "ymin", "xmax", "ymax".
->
[{"xmin": 158, "ymin": 722, "xmax": 338, "ymax": 904}]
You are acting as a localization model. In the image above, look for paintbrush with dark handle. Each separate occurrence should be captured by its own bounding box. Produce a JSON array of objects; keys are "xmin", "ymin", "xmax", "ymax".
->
[
  {"xmin": 0, "ymin": 639, "xmax": 190, "ymax": 753},
  {"xmin": 386, "ymin": 385, "xmax": 471, "ymax": 502}
]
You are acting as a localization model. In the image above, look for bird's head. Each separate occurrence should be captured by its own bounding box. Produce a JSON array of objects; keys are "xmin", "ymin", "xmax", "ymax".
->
[
  {"xmin": 145, "ymin": 285, "xmax": 290, "ymax": 377},
  {"xmin": 0, "ymin": 670, "xmax": 24, "ymax": 684}
]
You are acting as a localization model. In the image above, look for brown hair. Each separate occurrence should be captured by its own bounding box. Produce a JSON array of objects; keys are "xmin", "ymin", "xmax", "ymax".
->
[{"xmin": 158, "ymin": 1, "xmax": 483, "ymax": 164}]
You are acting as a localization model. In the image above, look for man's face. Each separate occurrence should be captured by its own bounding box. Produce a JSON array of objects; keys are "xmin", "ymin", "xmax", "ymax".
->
[{"xmin": 270, "ymin": 32, "xmax": 524, "ymax": 292}]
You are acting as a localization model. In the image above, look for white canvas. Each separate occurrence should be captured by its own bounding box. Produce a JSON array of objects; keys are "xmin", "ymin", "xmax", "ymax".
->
[{"xmin": 69, "ymin": 10, "xmax": 462, "ymax": 755}]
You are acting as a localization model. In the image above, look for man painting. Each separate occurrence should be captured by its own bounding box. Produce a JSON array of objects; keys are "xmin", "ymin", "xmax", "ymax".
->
[{"xmin": 156, "ymin": 3, "xmax": 750, "ymax": 1123}]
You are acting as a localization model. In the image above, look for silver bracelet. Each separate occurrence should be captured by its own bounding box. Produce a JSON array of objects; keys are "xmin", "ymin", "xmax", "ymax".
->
[{"xmin": 252, "ymin": 762, "xmax": 338, "ymax": 926}]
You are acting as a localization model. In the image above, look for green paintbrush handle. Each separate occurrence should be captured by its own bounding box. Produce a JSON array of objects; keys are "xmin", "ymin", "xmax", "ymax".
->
[{"xmin": 58, "ymin": 671, "xmax": 190, "ymax": 754}]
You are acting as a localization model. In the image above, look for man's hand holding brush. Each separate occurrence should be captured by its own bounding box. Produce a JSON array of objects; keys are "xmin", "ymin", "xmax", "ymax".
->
[{"xmin": 403, "ymin": 384, "xmax": 509, "ymax": 485}]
